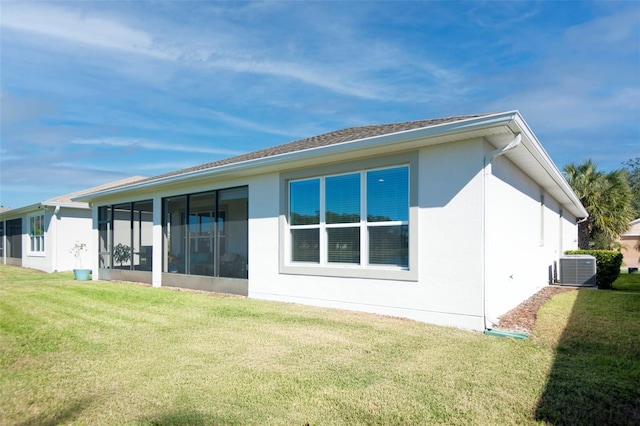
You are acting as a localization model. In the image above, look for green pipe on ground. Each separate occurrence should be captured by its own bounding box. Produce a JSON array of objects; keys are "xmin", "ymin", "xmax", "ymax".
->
[{"xmin": 483, "ymin": 329, "xmax": 529, "ymax": 339}]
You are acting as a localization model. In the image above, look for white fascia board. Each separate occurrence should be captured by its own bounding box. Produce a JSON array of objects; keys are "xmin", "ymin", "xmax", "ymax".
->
[
  {"xmin": 0, "ymin": 201, "xmax": 90, "ymax": 220},
  {"xmin": 0, "ymin": 202, "xmax": 43, "ymax": 219},
  {"xmin": 507, "ymin": 113, "xmax": 588, "ymax": 218},
  {"xmin": 75, "ymin": 112, "xmax": 522, "ymax": 203},
  {"xmin": 43, "ymin": 201, "xmax": 90, "ymax": 210}
]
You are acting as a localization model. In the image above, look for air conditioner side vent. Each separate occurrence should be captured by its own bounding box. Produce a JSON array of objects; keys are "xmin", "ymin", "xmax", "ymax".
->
[{"xmin": 559, "ymin": 255, "xmax": 597, "ymax": 286}]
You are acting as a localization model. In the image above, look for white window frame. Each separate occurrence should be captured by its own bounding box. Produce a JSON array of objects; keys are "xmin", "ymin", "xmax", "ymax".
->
[
  {"xmin": 28, "ymin": 212, "xmax": 46, "ymax": 255},
  {"xmin": 280, "ymin": 152, "xmax": 418, "ymax": 281}
]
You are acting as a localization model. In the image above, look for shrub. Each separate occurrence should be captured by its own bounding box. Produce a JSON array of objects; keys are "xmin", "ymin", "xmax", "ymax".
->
[{"xmin": 565, "ymin": 250, "xmax": 623, "ymax": 289}]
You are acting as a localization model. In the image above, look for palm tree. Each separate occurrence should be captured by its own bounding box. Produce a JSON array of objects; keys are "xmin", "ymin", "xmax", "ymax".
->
[{"xmin": 564, "ymin": 160, "xmax": 634, "ymax": 249}]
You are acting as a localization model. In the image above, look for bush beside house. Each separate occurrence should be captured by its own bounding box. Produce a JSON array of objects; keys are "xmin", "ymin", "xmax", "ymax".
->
[{"xmin": 565, "ymin": 250, "xmax": 623, "ymax": 289}]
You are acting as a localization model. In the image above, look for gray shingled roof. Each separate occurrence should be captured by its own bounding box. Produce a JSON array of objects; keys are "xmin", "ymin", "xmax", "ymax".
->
[
  {"xmin": 131, "ymin": 113, "xmax": 491, "ymax": 186},
  {"xmin": 47, "ymin": 176, "xmax": 148, "ymax": 204},
  {"xmin": 0, "ymin": 176, "xmax": 148, "ymax": 214}
]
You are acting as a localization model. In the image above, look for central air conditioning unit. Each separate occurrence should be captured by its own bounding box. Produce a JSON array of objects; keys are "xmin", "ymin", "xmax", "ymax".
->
[{"xmin": 560, "ymin": 255, "xmax": 597, "ymax": 286}]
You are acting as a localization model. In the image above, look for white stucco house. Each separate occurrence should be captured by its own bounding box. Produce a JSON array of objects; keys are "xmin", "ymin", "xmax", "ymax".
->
[
  {"xmin": 0, "ymin": 177, "xmax": 145, "ymax": 273},
  {"xmin": 620, "ymin": 218, "xmax": 640, "ymax": 269},
  {"xmin": 74, "ymin": 111, "xmax": 587, "ymax": 331}
]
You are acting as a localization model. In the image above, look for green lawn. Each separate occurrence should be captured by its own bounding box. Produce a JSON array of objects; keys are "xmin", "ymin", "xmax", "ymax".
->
[{"xmin": 1, "ymin": 265, "xmax": 639, "ymax": 425}]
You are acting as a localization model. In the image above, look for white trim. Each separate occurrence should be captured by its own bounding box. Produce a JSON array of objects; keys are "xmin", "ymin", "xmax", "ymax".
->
[
  {"xmin": 26, "ymin": 212, "xmax": 46, "ymax": 255},
  {"xmin": 281, "ymin": 153, "xmax": 418, "ymax": 281},
  {"xmin": 0, "ymin": 202, "xmax": 89, "ymax": 221}
]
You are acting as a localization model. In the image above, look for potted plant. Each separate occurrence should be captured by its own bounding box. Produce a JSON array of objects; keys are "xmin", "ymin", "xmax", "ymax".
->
[
  {"xmin": 69, "ymin": 242, "xmax": 91, "ymax": 281},
  {"xmin": 168, "ymin": 254, "xmax": 179, "ymax": 273},
  {"xmin": 113, "ymin": 243, "xmax": 131, "ymax": 268}
]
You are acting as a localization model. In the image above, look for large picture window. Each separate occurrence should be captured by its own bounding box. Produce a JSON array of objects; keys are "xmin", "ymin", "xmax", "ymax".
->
[
  {"xmin": 28, "ymin": 213, "xmax": 45, "ymax": 253},
  {"xmin": 288, "ymin": 166, "xmax": 409, "ymax": 268}
]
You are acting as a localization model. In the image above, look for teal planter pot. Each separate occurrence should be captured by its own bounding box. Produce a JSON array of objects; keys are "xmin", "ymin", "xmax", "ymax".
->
[{"xmin": 73, "ymin": 269, "xmax": 92, "ymax": 281}]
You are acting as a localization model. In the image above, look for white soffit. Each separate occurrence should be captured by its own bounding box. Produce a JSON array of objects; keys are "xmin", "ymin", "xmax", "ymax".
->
[{"xmin": 492, "ymin": 116, "xmax": 587, "ymax": 218}]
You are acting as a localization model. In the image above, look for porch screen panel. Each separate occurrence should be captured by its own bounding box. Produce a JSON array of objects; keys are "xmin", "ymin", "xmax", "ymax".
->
[
  {"xmin": 164, "ymin": 196, "xmax": 187, "ymax": 273},
  {"xmin": 0, "ymin": 221, "xmax": 4, "ymax": 258},
  {"xmin": 366, "ymin": 167, "xmax": 409, "ymax": 267},
  {"xmin": 113, "ymin": 203, "xmax": 132, "ymax": 269},
  {"xmin": 133, "ymin": 200, "xmax": 153, "ymax": 271},
  {"xmin": 6, "ymin": 218, "xmax": 22, "ymax": 259},
  {"xmin": 98, "ymin": 206, "xmax": 112, "ymax": 268},
  {"xmin": 189, "ymin": 192, "xmax": 216, "ymax": 277},
  {"xmin": 218, "ymin": 187, "xmax": 248, "ymax": 278}
]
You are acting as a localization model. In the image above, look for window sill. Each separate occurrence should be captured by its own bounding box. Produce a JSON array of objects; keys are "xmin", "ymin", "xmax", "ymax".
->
[{"xmin": 280, "ymin": 263, "xmax": 418, "ymax": 282}]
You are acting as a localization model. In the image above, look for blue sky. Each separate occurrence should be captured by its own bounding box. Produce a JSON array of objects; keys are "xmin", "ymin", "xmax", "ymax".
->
[{"xmin": 1, "ymin": 1, "xmax": 638, "ymax": 208}]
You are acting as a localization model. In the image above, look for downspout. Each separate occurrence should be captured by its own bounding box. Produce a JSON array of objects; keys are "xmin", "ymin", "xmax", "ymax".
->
[
  {"xmin": 1, "ymin": 219, "xmax": 5, "ymax": 265},
  {"xmin": 482, "ymin": 133, "xmax": 522, "ymax": 330},
  {"xmin": 52, "ymin": 205, "xmax": 61, "ymax": 272}
]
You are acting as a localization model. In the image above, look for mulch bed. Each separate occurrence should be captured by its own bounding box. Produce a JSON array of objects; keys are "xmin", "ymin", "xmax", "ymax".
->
[{"xmin": 494, "ymin": 286, "xmax": 578, "ymax": 334}]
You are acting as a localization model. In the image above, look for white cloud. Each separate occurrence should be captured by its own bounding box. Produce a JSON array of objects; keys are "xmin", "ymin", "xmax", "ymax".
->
[
  {"xmin": 467, "ymin": 2, "xmax": 541, "ymax": 29},
  {"xmin": 564, "ymin": 8, "xmax": 640, "ymax": 53},
  {"xmin": 487, "ymin": 7, "xmax": 639, "ymax": 132},
  {"xmin": 0, "ymin": 90, "xmax": 57, "ymax": 128},
  {"xmin": 71, "ymin": 138, "xmax": 243, "ymax": 156},
  {"xmin": 132, "ymin": 162, "xmax": 203, "ymax": 171},
  {"xmin": 0, "ymin": 2, "xmax": 462, "ymax": 102},
  {"xmin": 1, "ymin": 3, "xmax": 177, "ymax": 60},
  {"xmin": 204, "ymin": 110, "xmax": 309, "ymax": 138}
]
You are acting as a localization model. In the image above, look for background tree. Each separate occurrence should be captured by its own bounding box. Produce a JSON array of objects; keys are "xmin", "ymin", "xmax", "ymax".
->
[
  {"xmin": 622, "ymin": 157, "xmax": 640, "ymax": 251},
  {"xmin": 622, "ymin": 157, "xmax": 640, "ymax": 217},
  {"xmin": 564, "ymin": 160, "xmax": 634, "ymax": 249}
]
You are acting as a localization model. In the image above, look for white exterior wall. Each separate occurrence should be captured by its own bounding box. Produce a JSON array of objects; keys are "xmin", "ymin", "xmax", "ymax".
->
[
  {"xmin": 484, "ymin": 144, "xmax": 578, "ymax": 325},
  {"xmin": 54, "ymin": 208, "xmax": 92, "ymax": 271},
  {"xmin": 417, "ymin": 139, "xmax": 486, "ymax": 328},
  {"xmin": 248, "ymin": 139, "xmax": 487, "ymax": 331},
  {"xmin": 21, "ymin": 208, "xmax": 51, "ymax": 272},
  {"xmin": 9, "ymin": 206, "xmax": 91, "ymax": 273}
]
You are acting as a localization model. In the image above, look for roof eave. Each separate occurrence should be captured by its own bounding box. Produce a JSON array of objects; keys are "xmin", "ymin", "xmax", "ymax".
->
[
  {"xmin": 0, "ymin": 202, "xmax": 44, "ymax": 219},
  {"xmin": 72, "ymin": 110, "xmax": 587, "ymax": 219},
  {"xmin": 74, "ymin": 111, "xmax": 521, "ymax": 202},
  {"xmin": 0, "ymin": 201, "xmax": 90, "ymax": 220},
  {"xmin": 44, "ymin": 201, "xmax": 91, "ymax": 210},
  {"xmin": 507, "ymin": 113, "xmax": 588, "ymax": 219}
]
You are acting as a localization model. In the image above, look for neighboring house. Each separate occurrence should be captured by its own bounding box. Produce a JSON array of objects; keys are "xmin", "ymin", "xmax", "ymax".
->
[
  {"xmin": 0, "ymin": 177, "xmax": 146, "ymax": 273},
  {"xmin": 620, "ymin": 218, "xmax": 640, "ymax": 269},
  {"xmin": 75, "ymin": 111, "xmax": 588, "ymax": 331}
]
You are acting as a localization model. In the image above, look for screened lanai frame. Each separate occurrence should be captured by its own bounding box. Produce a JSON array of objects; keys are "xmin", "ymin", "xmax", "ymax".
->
[
  {"xmin": 98, "ymin": 200, "xmax": 154, "ymax": 271},
  {"xmin": 163, "ymin": 185, "xmax": 248, "ymax": 279}
]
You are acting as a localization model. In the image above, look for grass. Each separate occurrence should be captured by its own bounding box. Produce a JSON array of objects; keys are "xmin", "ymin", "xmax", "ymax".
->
[
  {"xmin": 534, "ymin": 273, "xmax": 640, "ymax": 424},
  {"xmin": 612, "ymin": 270, "xmax": 640, "ymax": 292},
  {"xmin": 1, "ymin": 265, "xmax": 639, "ymax": 425}
]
